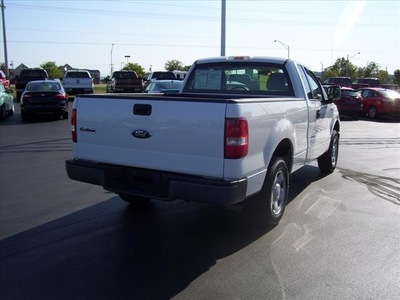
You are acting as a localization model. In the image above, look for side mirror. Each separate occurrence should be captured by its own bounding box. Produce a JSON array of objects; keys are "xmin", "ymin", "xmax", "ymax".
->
[{"xmin": 327, "ymin": 85, "xmax": 341, "ymax": 101}]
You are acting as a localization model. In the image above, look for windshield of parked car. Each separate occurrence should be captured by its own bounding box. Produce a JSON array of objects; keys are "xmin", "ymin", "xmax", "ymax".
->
[
  {"xmin": 341, "ymin": 89, "xmax": 359, "ymax": 97},
  {"xmin": 183, "ymin": 62, "xmax": 294, "ymax": 96}
]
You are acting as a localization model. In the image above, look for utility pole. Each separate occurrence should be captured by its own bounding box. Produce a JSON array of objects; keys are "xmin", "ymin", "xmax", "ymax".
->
[
  {"xmin": 110, "ymin": 43, "xmax": 114, "ymax": 76},
  {"xmin": 220, "ymin": 0, "xmax": 226, "ymax": 56},
  {"xmin": 1, "ymin": 0, "xmax": 9, "ymax": 77}
]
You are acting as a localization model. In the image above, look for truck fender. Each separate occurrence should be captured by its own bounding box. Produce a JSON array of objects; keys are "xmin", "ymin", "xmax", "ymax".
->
[{"xmin": 262, "ymin": 118, "xmax": 295, "ymax": 174}]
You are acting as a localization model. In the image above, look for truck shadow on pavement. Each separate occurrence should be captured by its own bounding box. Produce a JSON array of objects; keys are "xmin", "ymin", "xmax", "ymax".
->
[{"xmin": 0, "ymin": 166, "xmax": 323, "ymax": 299}]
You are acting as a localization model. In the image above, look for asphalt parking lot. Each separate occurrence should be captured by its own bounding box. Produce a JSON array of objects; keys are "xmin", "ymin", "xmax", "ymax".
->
[{"xmin": 0, "ymin": 105, "xmax": 399, "ymax": 299}]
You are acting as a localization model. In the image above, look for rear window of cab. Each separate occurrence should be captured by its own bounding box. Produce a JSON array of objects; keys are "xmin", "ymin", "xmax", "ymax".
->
[{"xmin": 65, "ymin": 71, "xmax": 91, "ymax": 78}]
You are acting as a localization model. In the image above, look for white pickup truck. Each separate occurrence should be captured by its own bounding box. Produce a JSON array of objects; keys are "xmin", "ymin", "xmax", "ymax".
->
[
  {"xmin": 66, "ymin": 56, "xmax": 340, "ymax": 225},
  {"xmin": 62, "ymin": 70, "xmax": 94, "ymax": 96}
]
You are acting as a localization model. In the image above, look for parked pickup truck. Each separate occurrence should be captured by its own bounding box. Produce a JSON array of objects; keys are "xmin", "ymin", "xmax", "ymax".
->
[
  {"xmin": 106, "ymin": 70, "xmax": 143, "ymax": 93},
  {"xmin": 15, "ymin": 68, "xmax": 49, "ymax": 101},
  {"xmin": 66, "ymin": 56, "xmax": 341, "ymax": 225},
  {"xmin": 62, "ymin": 69, "xmax": 94, "ymax": 96}
]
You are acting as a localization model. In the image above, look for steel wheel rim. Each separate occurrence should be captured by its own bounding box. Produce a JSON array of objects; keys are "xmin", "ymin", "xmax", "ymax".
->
[
  {"xmin": 369, "ymin": 107, "xmax": 377, "ymax": 118},
  {"xmin": 271, "ymin": 170, "xmax": 287, "ymax": 216}
]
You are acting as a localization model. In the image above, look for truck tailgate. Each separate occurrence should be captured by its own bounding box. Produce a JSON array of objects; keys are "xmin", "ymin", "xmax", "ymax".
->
[{"xmin": 73, "ymin": 95, "xmax": 227, "ymax": 178}]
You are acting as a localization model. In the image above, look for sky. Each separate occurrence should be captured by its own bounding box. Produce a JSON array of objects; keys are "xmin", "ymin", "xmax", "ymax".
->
[{"xmin": 2, "ymin": 0, "xmax": 399, "ymax": 77}]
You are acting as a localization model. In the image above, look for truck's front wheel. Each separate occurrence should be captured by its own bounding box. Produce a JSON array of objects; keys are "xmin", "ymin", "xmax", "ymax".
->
[
  {"xmin": 258, "ymin": 157, "xmax": 289, "ymax": 226},
  {"xmin": 318, "ymin": 130, "xmax": 339, "ymax": 173}
]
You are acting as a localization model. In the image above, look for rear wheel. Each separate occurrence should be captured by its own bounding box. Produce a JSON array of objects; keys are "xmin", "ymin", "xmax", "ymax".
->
[
  {"xmin": 368, "ymin": 106, "xmax": 378, "ymax": 119},
  {"xmin": 256, "ymin": 156, "xmax": 289, "ymax": 226},
  {"xmin": 21, "ymin": 111, "xmax": 29, "ymax": 122},
  {"xmin": 0, "ymin": 104, "xmax": 6, "ymax": 120},
  {"xmin": 318, "ymin": 130, "xmax": 339, "ymax": 173}
]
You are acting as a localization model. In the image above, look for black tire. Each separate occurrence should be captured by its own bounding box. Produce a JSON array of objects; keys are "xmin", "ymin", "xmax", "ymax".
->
[
  {"xmin": 62, "ymin": 112, "xmax": 69, "ymax": 119},
  {"xmin": 21, "ymin": 111, "xmax": 29, "ymax": 122},
  {"xmin": 257, "ymin": 156, "xmax": 289, "ymax": 226},
  {"xmin": 119, "ymin": 193, "xmax": 151, "ymax": 206},
  {"xmin": 0, "ymin": 104, "xmax": 6, "ymax": 120},
  {"xmin": 318, "ymin": 130, "xmax": 339, "ymax": 173},
  {"xmin": 368, "ymin": 106, "xmax": 378, "ymax": 119}
]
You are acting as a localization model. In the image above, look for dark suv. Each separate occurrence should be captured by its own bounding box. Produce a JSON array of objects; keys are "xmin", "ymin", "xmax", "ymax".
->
[
  {"xmin": 322, "ymin": 77, "xmax": 352, "ymax": 87},
  {"xmin": 351, "ymin": 78, "xmax": 381, "ymax": 89},
  {"xmin": 15, "ymin": 68, "xmax": 49, "ymax": 101}
]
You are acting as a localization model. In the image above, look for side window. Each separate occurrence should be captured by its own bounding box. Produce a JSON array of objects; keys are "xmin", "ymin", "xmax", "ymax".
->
[
  {"xmin": 297, "ymin": 65, "xmax": 326, "ymax": 101},
  {"xmin": 304, "ymin": 67, "xmax": 323, "ymax": 100},
  {"xmin": 362, "ymin": 90, "xmax": 371, "ymax": 97},
  {"xmin": 146, "ymin": 82, "xmax": 154, "ymax": 91},
  {"xmin": 297, "ymin": 65, "xmax": 312, "ymax": 99}
]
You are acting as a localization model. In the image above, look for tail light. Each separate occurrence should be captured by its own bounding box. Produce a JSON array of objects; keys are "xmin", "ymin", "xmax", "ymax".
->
[
  {"xmin": 71, "ymin": 108, "xmax": 77, "ymax": 142},
  {"xmin": 55, "ymin": 93, "xmax": 68, "ymax": 100},
  {"xmin": 21, "ymin": 94, "xmax": 32, "ymax": 102},
  {"xmin": 224, "ymin": 118, "xmax": 248, "ymax": 159}
]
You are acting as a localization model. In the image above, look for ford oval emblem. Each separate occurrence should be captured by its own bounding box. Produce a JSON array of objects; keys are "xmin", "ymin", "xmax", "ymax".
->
[{"xmin": 132, "ymin": 129, "xmax": 152, "ymax": 139}]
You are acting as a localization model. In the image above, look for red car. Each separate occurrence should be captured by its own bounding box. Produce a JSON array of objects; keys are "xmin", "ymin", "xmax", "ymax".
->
[
  {"xmin": 0, "ymin": 70, "xmax": 10, "ymax": 91},
  {"xmin": 357, "ymin": 88, "xmax": 400, "ymax": 119},
  {"xmin": 333, "ymin": 87, "xmax": 364, "ymax": 118}
]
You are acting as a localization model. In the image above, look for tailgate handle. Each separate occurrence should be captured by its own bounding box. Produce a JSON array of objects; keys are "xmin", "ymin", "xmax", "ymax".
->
[{"xmin": 134, "ymin": 104, "xmax": 152, "ymax": 116}]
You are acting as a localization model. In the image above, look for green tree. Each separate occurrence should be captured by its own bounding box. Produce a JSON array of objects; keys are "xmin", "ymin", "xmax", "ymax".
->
[
  {"xmin": 376, "ymin": 70, "xmax": 389, "ymax": 84},
  {"xmin": 165, "ymin": 59, "xmax": 185, "ymax": 71},
  {"xmin": 122, "ymin": 62, "xmax": 145, "ymax": 77},
  {"xmin": 360, "ymin": 62, "xmax": 380, "ymax": 78},
  {"xmin": 329, "ymin": 57, "xmax": 358, "ymax": 78},
  {"xmin": 103, "ymin": 75, "xmax": 111, "ymax": 83},
  {"xmin": 40, "ymin": 61, "xmax": 62, "ymax": 79},
  {"xmin": 394, "ymin": 69, "xmax": 400, "ymax": 86},
  {"xmin": 321, "ymin": 67, "xmax": 338, "ymax": 81}
]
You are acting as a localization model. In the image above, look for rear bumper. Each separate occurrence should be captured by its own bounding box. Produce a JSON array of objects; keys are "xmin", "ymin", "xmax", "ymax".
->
[
  {"xmin": 64, "ymin": 88, "xmax": 93, "ymax": 95},
  {"xmin": 21, "ymin": 103, "xmax": 68, "ymax": 114},
  {"xmin": 66, "ymin": 159, "xmax": 248, "ymax": 205}
]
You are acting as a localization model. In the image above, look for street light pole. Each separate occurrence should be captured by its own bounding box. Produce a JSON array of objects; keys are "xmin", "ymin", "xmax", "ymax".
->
[
  {"xmin": 346, "ymin": 52, "xmax": 360, "ymax": 77},
  {"xmin": 125, "ymin": 55, "xmax": 130, "ymax": 64},
  {"xmin": 274, "ymin": 40, "xmax": 290, "ymax": 59}
]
